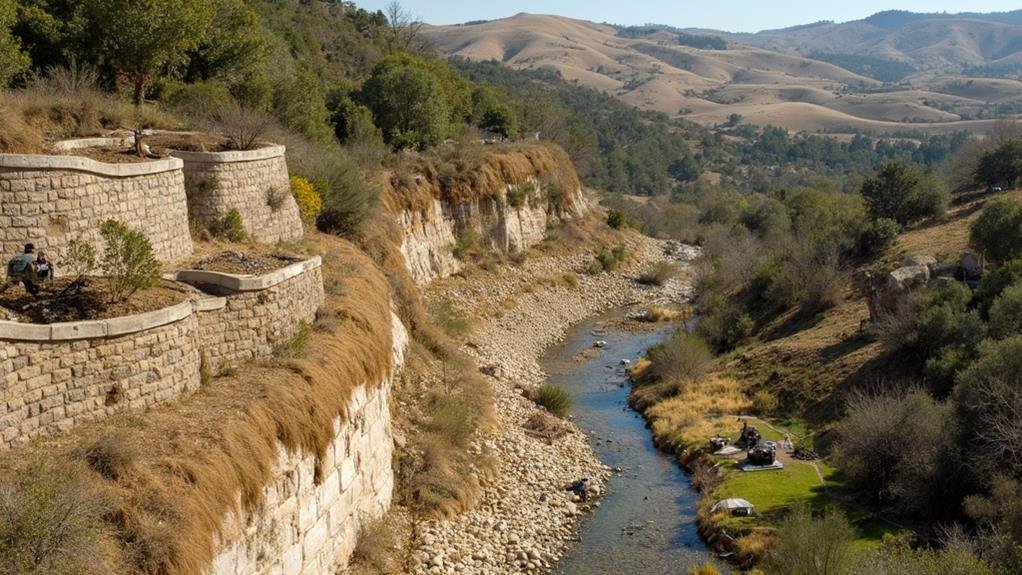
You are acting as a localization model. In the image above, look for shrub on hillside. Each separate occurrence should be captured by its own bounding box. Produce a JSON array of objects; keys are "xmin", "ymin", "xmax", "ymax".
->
[
  {"xmin": 272, "ymin": 320, "xmax": 311, "ymax": 358},
  {"xmin": 857, "ymin": 217, "xmax": 900, "ymax": 256},
  {"xmin": 289, "ymin": 175, "xmax": 323, "ymax": 223},
  {"xmin": 989, "ymin": 283, "xmax": 1022, "ymax": 339},
  {"xmin": 639, "ymin": 261, "xmax": 676, "ymax": 286},
  {"xmin": 429, "ymin": 299, "xmax": 470, "ymax": 337},
  {"xmin": 697, "ymin": 295, "xmax": 753, "ymax": 352},
  {"xmin": 210, "ymin": 208, "xmax": 247, "ymax": 242},
  {"xmin": 646, "ymin": 330, "xmax": 713, "ymax": 384},
  {"xmin": 833, "ymin": 388, "xmax": 960, "ymax": 515},
  {"xmin": 860, "ymin": 163, "xmax": 949, "ymax": 226},
  {"xmin": 606, "ymin": 209, "xmax": 625, "ymax": 229},
  {"xmin": 0, "ymin": 457, "xmax": 110, "ymax": 575},
  {"xmin": 99, "ymin": 219, "xmax": 161, "ymax": 302},
  {"xmin": 587, "ymin": 244, "xmax": 628, "ymax": 274},
  {"xmin": 956, "ymin": 336, "xmax": 1022, "ymax": 478},
  {"xmin": 764, "ymin": 505, "xmax": 857, "ymax": 575},
  {"xmin": 360, "ymin": 62, "xmax": 449, "ymax": 150},
  {"xmin": 970, "ymin": 197, "xmax": 1022, "ymax": 264},
  {"xmin": 752, "ymin": 389, "xmax": 779, "ymax": 415},
  {"xmin": 533, "ymin": 384, "xmax": 571, "ymax": 418},
  {"xmin": 975, "ymin": 139, "xmax": 1022, "ymax": 188},
  {"xmin": 312, "ymin": 155, "xmax": 379, "ymax": 237},
  {"xmin": 975, "ymin": 260, "xmax": 1022, "ymax": 317}
]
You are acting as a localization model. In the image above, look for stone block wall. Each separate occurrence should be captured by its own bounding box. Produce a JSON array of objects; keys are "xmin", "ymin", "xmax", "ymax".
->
[
  {"xmin": 0, "ymin": 258, "xmax": 323, "ymax": 449},
  {"xmin": 208, "ymin": 313, "xmax": 406, "ymax": 575},
  {"xmin": 0, "ymin": 154, "xmax": 193, "ymax": 272},
  {"xmin": 0, "ymin": 307, "xmax": 201, "ymax": 448},
  {"xmin": 208, "ymin": 383, "xmax": 394, "ymax": 575},
  {"xmin": 189, "ymin": 261, "xmax": 325, "ymax": 372},
  {"xmin": 171, "ymin": 146, "xmax": 303, "ymax": 244}
]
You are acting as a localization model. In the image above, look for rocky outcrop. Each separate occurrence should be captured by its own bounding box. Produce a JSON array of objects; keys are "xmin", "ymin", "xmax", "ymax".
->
[{"xmin": 389, "ymin": 146, "xmax": 589, "ymax": 285}]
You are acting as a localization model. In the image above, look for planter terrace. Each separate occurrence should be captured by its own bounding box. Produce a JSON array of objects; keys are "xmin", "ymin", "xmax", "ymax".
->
[
  {"xmin": 169, "ymin": 144, "xmax": 303, "ymax": 244},
  {"xmin": 0, "ymin": 255, "xmax": 324, "ymax": 448},
  {"xmin": 0, "ymin": 136, "xmax": 193, "ymax": 272}
]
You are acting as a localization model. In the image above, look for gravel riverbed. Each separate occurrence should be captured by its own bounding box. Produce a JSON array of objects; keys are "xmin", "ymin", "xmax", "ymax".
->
[{"xmin": 406, "ymin": 235, "xmax": 697, "ymax": 575}]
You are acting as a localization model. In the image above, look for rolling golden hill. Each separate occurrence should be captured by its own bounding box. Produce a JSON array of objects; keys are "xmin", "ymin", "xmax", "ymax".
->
[{"xmin": 425, "ymin": 13, "xmax": 1022, "ymax": 134}]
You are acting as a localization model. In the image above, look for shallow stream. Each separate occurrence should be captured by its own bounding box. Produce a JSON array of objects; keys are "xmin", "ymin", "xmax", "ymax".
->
[{"xmin": 542, "ymin": 310, "xmax": 713, "ymax": 574}]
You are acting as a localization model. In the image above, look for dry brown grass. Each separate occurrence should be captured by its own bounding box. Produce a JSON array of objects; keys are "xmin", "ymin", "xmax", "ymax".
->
[
  {"xmin": 0, "ymin": 233, "xmax": 396, "ymax": 575},
  {"xmin": 645, "ymin": 375, "xmax": 752, "ymax": 454},
  {"xmin": 0, "ymin": 88, "xmax": 185, "ymax": 153},
  {"xmin": 381, "ymin": 144, "xmax": 582, "ymax": 216}
]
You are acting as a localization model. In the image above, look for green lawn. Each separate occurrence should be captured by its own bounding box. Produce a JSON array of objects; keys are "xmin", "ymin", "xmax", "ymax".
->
[{"xmin": 712, "ymin": 418, "xmax": 899, "ymax": 548}]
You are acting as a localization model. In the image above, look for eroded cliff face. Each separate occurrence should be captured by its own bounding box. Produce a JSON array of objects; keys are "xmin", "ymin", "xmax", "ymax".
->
[{"xmin": 387, "ymin": 146, "xmax": 589, "ymax": 285}]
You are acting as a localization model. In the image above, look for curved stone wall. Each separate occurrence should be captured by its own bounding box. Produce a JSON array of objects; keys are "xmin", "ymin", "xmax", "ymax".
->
[
  {"xmin": 0, "ymin": 257, "xmax": 324, "ymax": 448},
  {"xmin": 0, "ymin": 152, "xmax": 193, "ymax": 272},
  {"xmin": 170, "ymin": 146, "xmax": 303, "ymax": 244},
  {"xmin": 174, "ymin": 257, "xmax": 325, "ymax": 372},
  {"xmin": 0, "ymin": 302, "xmax": 201, "ymax": 448}
]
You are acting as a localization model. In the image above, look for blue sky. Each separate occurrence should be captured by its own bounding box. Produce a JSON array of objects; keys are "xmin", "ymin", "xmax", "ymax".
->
[{"xmin": 356, "ymin": 1, "xmax": 1022, "ymax": 32}]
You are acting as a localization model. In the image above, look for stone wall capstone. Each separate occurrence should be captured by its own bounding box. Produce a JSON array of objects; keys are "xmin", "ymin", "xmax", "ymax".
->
[
  {"xmin": 0, "ymin": 309, "xmax": 201, "ymax": 448},
  {"xmin": 0, "ymin": 153, "xmax": 193, "ymax": 273},
  {"xmin": 171, "ymin": 146, "xmax": 303, "ymax": 244},
  {"xmin": 0, "ymin": 257, "xmax": 324, "ymax": 449}
]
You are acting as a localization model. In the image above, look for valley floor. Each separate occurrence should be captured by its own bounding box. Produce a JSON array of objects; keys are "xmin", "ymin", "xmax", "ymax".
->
[{"xmin": 393, "ymin": 231, "xmax": 694, "ymax": 574}]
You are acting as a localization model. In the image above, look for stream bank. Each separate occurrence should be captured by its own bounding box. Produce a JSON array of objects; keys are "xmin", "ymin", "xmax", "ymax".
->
[
  {"xmin": 406, "ymin": 234, "xmax": 698, "ymax": 574},
  {"xmin": 542, "ymin": 311, "xmax": 712, "ymax": 574}
]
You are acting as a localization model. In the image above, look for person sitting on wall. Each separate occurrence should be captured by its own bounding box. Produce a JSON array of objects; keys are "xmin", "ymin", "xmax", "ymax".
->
[{"xmin": 3, "ymin": 243, "xmax": 48, "ymax": 296}]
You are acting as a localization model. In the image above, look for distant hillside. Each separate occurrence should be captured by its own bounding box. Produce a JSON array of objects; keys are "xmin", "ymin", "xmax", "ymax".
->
[
  {"xmin": 425, "ymin": 12, "xmax": 1022, "ymax": 134},
  {"xmin": 705, "ymin": 9, "xmax": 1022, "ymax": 74}
]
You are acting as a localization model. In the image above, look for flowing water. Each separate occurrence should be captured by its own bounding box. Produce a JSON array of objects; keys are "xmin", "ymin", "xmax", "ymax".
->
[{"xmin": 543, "ymin": 310, "xmax": 712, "ymax": 574}]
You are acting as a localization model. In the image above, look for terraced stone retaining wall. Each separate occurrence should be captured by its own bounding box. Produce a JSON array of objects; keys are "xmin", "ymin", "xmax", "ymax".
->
[
  {"xmin": 0, "ymin": 257, "xmax": 323, "ymax": 448},
  {"xmin": 0, "ymin": 152, "xmax": 193, "ymax": 273},
  {"xmin": 171, "ymin": 146, "xmax": 302, "ymax": 244}
]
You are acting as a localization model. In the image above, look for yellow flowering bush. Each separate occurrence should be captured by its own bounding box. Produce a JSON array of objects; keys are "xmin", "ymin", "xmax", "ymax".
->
[{"xmin": 290, "ymin": 175, "xmax": 323, "ymax": 223}]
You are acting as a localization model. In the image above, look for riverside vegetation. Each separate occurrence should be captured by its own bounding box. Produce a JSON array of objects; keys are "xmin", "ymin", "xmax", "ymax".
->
[{"xmin": 3, "ymin": 1, "xmax": 1022, "ymax": 574}]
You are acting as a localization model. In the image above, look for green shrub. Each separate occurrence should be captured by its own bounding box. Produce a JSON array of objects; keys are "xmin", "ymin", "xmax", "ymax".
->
[
  {"xmin": 764, "ymin": 505, "xmax": 857, "ymax": 575},
  {"xmin": 313, "ymin": 155, "xmax": 379, "ymax": 237},
  {"xmin": 0, "ymin": 457, "xmax": 109, "ymax": 575},
  {"xmin": 860, "ymin": 163, "xmax": 949, "ymax": 226},
  {"xmin": 989, "ymin": 282, "xmax": 1022, "ymax": 339},
  {"xmin": 858, "ymin": 217, "xmax": 900, "ymax": 255},
  {"xmin": 429, "ymin": 299, "xmax": 470, "ymax": 337},
  {"xmin": 697, "ymin": 295, "xmax": 754, "ymax": 352},
  {"xmin": 647, "ymin": 330, "xmax": 713, "ymax": 384},
  {"xmin": 970, "ymin": 197, "xmax": 1022, "ymax": 264},
  {"xmin": 639, "ymin": 261, "xmax": 676, "ymax": 286},
  {"xmin": 533, "ymin": 384, "xmax": 571, "ymax": 417},
  {"xmin": 272, "ymin": 320, "xmax": 311, "ymax": 358},
  {"xmin": 426, "ymin": 396, "xmax": 477, "ymax": 447},
  {"xmin": 588, "ymin": 244, "xmax": 628, "ymax": 274},
  {"xmin": 99, "ymin": 219, "xmax": 161, "ymax": 302},
  {"xmin": 211, "ymin": 208, "xmax": 247, "ymax": 242},
  {"xmin": 61, "ymin": 236, "xmax": 97, "ymax": 281},
  {"xmin": 606, "ymin": 209, "xmax": 625, "ymax": 229}
]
